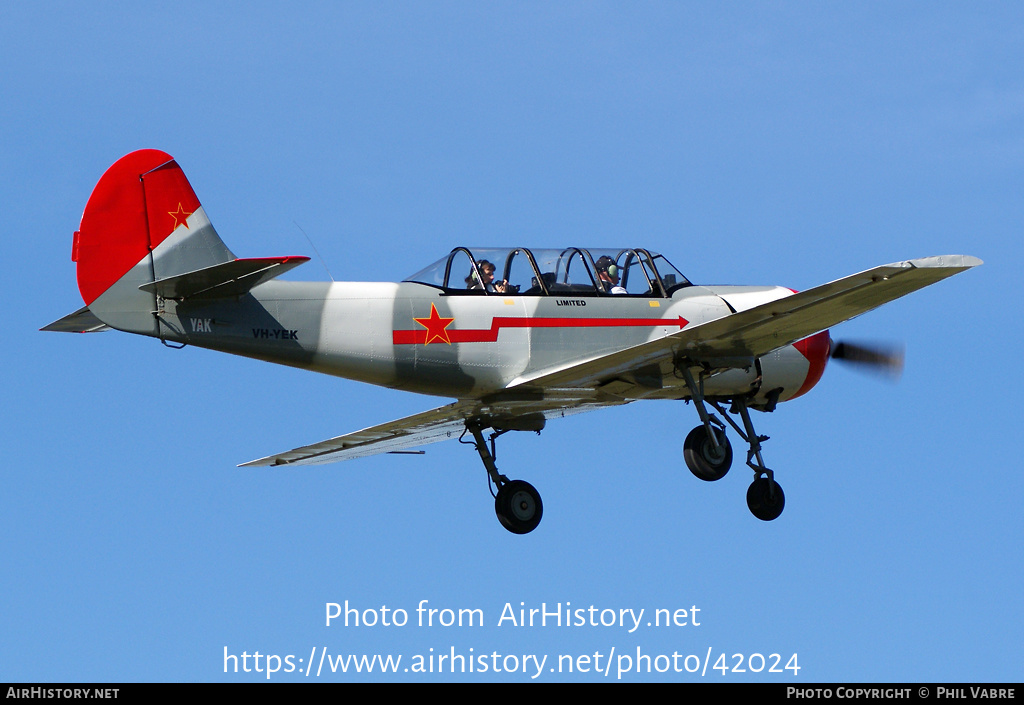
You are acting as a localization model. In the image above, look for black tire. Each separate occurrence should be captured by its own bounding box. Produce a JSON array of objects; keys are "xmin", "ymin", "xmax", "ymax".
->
[
  {"xmin": 494, "ymin": 480, "xmax": 543, "ymax": 534},
  {"xmin": 746, "ymin": 477, "xmax": 785, "ymax": 521},
  {"xmin": 683, "ymin": 426, "xmax": 733, "ymax": 481}
]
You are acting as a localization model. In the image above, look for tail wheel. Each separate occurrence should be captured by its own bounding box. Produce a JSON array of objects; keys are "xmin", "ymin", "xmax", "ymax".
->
[
  {"xmin": 746, "ymin": 477, "xmax": 785, "ymax": 521},
  {"xmin": 495, "ymin": 480, "xmax": 543, "ymax": 534},
  {"xmin": 683, "ymin": 426, "xmax": 733, "ymax": 481}
]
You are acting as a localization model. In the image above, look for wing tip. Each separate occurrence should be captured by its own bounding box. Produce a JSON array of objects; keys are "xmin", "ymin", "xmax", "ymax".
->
[
  {"xmin": 905, "ymin": 254, "xmax": 983, "ymax": 269},
  {"xmin": 237, "ymin": 457, "xmax": 276, "ymax": 468}
]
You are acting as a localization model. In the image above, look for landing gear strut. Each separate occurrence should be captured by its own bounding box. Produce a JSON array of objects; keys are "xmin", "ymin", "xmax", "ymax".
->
[
  {"xmin": 726, "ymin": 399, "xmax": 785, "ymax": 521},
  {"xmin": 680, "ymin": 366, "xmax": 786, "ymax": 521},
  {"xmin": 679, "ymin": 366, "xmax": 734, "ymax": 482},
  {"xmin": 465, "ymin": 423, "xmax": 543, "ymax": 534}
]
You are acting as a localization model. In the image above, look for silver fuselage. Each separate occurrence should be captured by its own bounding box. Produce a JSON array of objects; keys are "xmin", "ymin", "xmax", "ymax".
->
[{"xmin": 154, "ymin": 279, "xmax": 813, "ymax": 404}]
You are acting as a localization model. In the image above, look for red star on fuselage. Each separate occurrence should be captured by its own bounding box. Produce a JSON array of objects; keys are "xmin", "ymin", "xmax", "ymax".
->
[
  {"xmin": 414, "ymin": 304, "xmax": 455, "ymax": 345},
  {"xmin": 168, "ymin": 203, "xmax": 193, "ymax": 231}
]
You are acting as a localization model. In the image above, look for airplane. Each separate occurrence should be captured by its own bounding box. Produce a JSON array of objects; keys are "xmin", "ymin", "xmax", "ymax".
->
[{"xmin": 44, "ymin": 149, "xmax": 981, "ymax": 534}]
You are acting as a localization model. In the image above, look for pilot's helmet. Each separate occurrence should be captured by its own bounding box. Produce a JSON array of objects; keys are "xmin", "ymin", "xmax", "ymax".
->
[{"xmin": 595, "ymin": 256, "xmax": 619, "ymax": 279}]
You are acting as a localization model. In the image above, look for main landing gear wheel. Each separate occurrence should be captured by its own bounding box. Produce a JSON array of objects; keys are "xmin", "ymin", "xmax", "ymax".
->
[
  {"xmin": 683, "ymin": 425, "xmax": 733, "ymax": 481},
  {"xmin": 464, "ymin": 423, "xmax": 544, "ymax": 535},
  {"xmin": 495, "ymin": 480, "xmax": 543, "ymax": 535},
  {"xmin": 746, "ymin": 476, "xmax": 785, "ymax": 521}
]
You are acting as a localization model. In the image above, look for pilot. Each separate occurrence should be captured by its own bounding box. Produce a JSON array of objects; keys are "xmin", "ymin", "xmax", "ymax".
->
[
  {"xmin": 466, "ymin": 260, "xmax": 507, "ymax": 293},
  {"xmin": 595, "ymin": 256, "xmax": 626, "ymax": 294}
]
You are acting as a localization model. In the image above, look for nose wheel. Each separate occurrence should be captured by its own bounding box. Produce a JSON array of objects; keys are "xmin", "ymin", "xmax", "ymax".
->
[{"xmin": 746, "ymin": 475, "xmax": 785, "ymax": 521}]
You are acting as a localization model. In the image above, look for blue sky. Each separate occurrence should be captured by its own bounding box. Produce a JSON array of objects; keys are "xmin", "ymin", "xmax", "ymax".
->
[{"xmin": 2, "ymin": 2, "xmax": 1020, "ymax": 682}]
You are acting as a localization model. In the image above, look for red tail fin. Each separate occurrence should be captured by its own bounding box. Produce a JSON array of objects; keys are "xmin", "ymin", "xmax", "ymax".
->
[{"xmin": 75, "ymin": 149, "xmax": 233, "ymax": 306}]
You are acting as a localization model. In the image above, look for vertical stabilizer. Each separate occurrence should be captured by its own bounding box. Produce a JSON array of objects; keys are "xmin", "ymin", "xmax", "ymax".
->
[{"xmin": 75, "ymin": 149, "xmax": 235, "ymax": 334}]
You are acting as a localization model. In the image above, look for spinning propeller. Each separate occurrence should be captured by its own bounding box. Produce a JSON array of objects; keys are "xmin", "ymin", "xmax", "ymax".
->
[{"xmin": 829, "ymin": 339, "xmax": 905, "ymax": 380}]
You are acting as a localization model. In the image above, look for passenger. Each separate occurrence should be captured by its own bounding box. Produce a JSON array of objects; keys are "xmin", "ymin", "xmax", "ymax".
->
[
  {"xmin": 466, "ymin": 260, "xmax": 507, "ymax": 293},
  {"xmin": 594, "ymin": 256, "xmax": 627, "ymax": 294}
]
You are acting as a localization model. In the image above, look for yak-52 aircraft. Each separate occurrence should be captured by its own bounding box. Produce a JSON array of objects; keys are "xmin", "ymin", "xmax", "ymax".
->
[{"xmin": 45, "ymin": 149, "xmax": 981, "ymax": 533}]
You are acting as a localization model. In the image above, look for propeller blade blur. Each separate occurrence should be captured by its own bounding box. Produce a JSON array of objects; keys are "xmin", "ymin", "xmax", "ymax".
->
[{"xmin": 830, "ymin": 340, "xmax": 905, "ymax": 380}]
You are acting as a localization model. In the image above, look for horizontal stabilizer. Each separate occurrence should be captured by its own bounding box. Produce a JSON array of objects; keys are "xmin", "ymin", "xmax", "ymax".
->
[
  {"xmin": 41, "ymin": 306, "xmax": 111, "ymax": 333},
  {"xmin": 138, "ymin": 256, "xmax": 309, "ymax": 300}
]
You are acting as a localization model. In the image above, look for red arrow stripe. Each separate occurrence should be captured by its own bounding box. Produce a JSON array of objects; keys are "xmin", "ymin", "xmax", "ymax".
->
[{"xmin": 393, "ymin": 316, "xmax": 688, "ymax": 345}]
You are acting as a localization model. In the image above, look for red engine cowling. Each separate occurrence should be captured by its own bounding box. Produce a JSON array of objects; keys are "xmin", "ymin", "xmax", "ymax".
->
[{"xmin": 753, "ymin": 330, "xmax": 831, "ymax": 408}]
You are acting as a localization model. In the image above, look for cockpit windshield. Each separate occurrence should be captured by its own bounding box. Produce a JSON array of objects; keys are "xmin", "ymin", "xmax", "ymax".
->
[{"xmin": 404, "ymin": 247, "xmax": 691, "ymax": 297}]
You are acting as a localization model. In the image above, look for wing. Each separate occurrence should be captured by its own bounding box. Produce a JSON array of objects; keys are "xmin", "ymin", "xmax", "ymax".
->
[
  {"xmin": 242, "ymin": 254, "xmax": 979, "ymax": 467},
  {"xmin": 509, "ymin": 254, "xmax": 982, "ymax": 390},
  {"xmin": 240, "ymin": 394, "xmax": 626, "ymax": 467}
]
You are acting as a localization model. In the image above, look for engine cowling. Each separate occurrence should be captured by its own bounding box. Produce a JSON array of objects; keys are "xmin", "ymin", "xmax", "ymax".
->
[{"xmin": 753, "ymin": 330, "xmax": 831, "ymax": 408}]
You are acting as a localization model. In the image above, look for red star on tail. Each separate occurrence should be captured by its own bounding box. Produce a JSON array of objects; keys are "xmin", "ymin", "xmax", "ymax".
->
[{"xmin": 168, "ymin": 203, "xmax": 193, "ymax": 231}]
